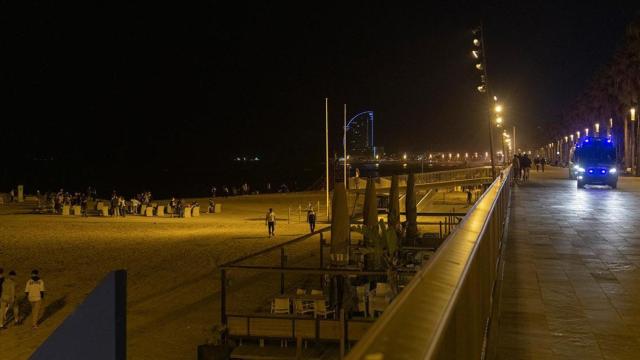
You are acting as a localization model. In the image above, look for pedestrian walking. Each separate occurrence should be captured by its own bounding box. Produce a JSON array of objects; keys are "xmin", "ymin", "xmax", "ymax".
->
[
  {"xmin": 307, "ymin": 208, "xmax": 317, "ymax": 233},
  {"xmin": 521, "ymin": 154, "xmax": 532, "ymax": 181},
  {"xmin": 25, "ymin": 270, "xmax": 45, "ymax": 329},
  {"xmin": 534, "ymin": 157, "xmax": 540, "ymax": 172},
  {"xmin": 1, "ymin": 270, "xmax": 19, "ymax": 328},
  {"xmin": 512, "ymin": 155, "xmax": 521, "ymax": 182},
  {"xmin": 466, "ymin": 189, "xmax": 472, "ymax": 205},
  {"xmin": 540, "ymin": 157, "xmax": 546, "ymax": 172},
  {"xmin": 265, "ymin": 208, "xmax": 276, "ymax": 237}
]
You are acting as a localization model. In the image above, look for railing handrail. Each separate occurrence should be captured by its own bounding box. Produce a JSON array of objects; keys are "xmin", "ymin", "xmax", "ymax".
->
[{"xmin": 345, "ymin": 167, "xmax": 511, "ymax": 359}]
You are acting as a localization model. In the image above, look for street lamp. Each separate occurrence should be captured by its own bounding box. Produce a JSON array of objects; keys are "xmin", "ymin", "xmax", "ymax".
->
[
  {"xmin": 631, "ymin": 107, "xmax": 636, "ymax": 121},
  {"xmin": 595, "ymin": 123, "xmax": 600, "ymax": 135},
  {"xmin": 471, "ymin": 24, "xmax": 495, "ymax": 178},
  {"xmin": 495, "ymin": 104, "xmax": 503, "ymax": 113},
  {"xmin": 585, "ymin": 128, "xmax": 589, "ymax": 137},
  {"xmin": 576, "ymin": 131, "xmax": 580, "ymax": 139}
]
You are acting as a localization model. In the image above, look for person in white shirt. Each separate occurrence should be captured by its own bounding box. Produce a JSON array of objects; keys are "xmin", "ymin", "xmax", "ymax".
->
[
  {"xmin": 25, "ymin": 269, "xmax": 45, "ymax": 329},
  {"xmin": 265, "ymin": 208, "xmax": 276, "ymax": 237}
]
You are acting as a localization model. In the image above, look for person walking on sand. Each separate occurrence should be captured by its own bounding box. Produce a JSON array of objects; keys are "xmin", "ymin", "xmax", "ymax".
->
[
  {"xmin": 1, "ymin": 271, "xmax": 19, "ymax": 328},
  {"xmin": 25, "ymin": 270, "xmax": 45, "ymax": 329},
  {"xmin": 307, "ymin": 208, "xmax": 317, "ymax": 233},
  {"xmin": 266, "ymin": 208, "xmax": 276, "ymax": 237}
]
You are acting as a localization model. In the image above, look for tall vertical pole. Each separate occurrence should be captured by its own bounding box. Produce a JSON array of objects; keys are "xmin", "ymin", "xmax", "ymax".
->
[
  {"xmin": 343, "ymin": 104, "xmax": 347, "ymax": 190},
  {"xmin": 624, "ymin": 117, "xmax": 630, "ymax": 171},
  {"xmin": 325, "ymin": 98, "xmax": 330, "ymax": 221},
  {"xmin": 513, "ymin": 126, "xmax": 516, "ymax": 155},
  {"xmin": 478, "ymin": 23, "xmax": 496, "ymax": 178}
]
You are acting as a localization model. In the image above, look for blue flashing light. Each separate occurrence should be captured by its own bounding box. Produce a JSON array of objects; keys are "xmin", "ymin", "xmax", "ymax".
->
[{"xmin": 584, "ymin": 138, "xmax": 590, "ymax": 143}]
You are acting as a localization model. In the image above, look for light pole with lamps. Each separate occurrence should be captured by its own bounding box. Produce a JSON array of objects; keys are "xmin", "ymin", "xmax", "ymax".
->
[{"xmin": 471, "ymin": 24, "xmax": 496, "ymax": 178}]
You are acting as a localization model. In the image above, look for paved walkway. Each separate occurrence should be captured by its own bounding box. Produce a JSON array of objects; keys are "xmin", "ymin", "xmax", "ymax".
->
[{"xmin": 493, "ymin": 167, "xmax": 640, "ymax": 359}]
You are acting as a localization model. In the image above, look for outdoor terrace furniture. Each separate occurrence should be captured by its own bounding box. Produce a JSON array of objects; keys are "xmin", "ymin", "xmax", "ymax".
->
[
  {"xmin": 355, "ymin": 285, "xmax": 369, "ymax": 317},
  {"xmin": 271, "ymin": 297, "xmax": 290, "ymax": 315},
  {"xmin": 368, "ymin": 282, "xmax": 392, "ymax": 316},
  {"xmin": 313, "ymin": 300, "xmax": 334, "ymax": 319}
]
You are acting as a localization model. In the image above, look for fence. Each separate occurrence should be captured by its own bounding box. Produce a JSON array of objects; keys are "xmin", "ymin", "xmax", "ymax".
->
[{"xmin": 345, "ymin": 166, "xmax": 511, "ymax": 359}]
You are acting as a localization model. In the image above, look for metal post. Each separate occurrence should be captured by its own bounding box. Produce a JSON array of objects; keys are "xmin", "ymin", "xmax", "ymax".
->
[
  {"xmin": 325, "ymin": 98, "xmax": 330, "ymax": 221},
  {"xmin": 280, "ymin": 247, "xmax": 286, "ymax": 295},
  {"xmin": 343, "ymin": 104, "xmax": 347, "ymax": 190},
  {"xmin": 221, "ymin": 269, "xmax": 227, "ymax": 328}
]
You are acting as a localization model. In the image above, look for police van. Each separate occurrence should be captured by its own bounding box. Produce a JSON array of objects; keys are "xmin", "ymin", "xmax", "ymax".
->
[{"xmin": 571, "ymin": 137, "xmax": 618, "ymax": 189}]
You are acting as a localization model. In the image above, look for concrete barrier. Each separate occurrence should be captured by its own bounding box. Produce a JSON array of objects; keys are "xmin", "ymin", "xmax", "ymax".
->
[
  {"xmin": 145, "ymin": 207, "xmax": 154, "ymax": 217},
  {"xmin": 62, "ymin": 205, "xmax": 70, "ymax": 216},
  {"xmin": 72, "ymin": 205, "xmax": 82, "ymax": 216},
  {"xmin": 183, "ymin": 207, "xmax": 191, "ymax": 218},
  {"xmin": 156, "ymin": 205, "xmax": 165, "ymax": 217},
  {"xmin": 192, "ymin": 206, "xmax": 200, "ymax": 217}
]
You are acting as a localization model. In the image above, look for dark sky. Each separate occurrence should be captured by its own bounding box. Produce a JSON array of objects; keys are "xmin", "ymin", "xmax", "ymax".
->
[{"xmin": 1, "ymin": 1, "xmax": 638, "ymax": 190}]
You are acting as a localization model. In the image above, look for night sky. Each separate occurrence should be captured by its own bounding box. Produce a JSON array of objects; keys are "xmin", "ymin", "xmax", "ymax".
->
[{"xmin": 2, "ymin": 2, "xmax": 638, "ymax": 194}]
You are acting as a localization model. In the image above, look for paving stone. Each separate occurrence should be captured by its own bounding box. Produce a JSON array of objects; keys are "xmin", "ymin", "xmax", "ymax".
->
[{"xmin": 492, "ymin": 168, "xmax": 640, "ymax": 359}]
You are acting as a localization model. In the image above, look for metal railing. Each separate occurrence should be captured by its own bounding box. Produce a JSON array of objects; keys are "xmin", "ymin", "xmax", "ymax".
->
[
  {"xmin": 350, "ymin": 166, "xmax": 496, "ymax": 191},
  {"xmin": 346, "ymin": 167, "xmax": 511, "ymax": 360}
]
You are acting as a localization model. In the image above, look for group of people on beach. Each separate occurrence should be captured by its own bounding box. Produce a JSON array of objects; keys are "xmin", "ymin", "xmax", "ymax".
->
[
  {"xmin": 264, "ymin": 206, "xmax": 317, "ymax": 238},
  {"xmin": 0, "ymin": 268, "xmax": 46, "ymax": 330}
]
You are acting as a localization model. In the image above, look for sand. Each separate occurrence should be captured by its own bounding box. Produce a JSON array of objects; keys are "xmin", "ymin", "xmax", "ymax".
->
[
  {"xmin": 0, "ymin": 189, "xmax": 470, "ymax": 359},
  {"xmin": 0, "ymin": 192, "xmax": 325, "ymax": 360}
]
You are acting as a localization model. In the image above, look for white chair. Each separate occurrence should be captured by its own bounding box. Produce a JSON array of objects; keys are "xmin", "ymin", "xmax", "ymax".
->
[
  {"xmin": 314, "ymin": 300, "xmax": 334, "ymax": 319},
  {"xmin": 271, "ymin": 297, "xmax": 290, "ymax": 315}
]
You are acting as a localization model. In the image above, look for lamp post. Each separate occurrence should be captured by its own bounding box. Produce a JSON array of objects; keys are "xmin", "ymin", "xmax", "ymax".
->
[
  {"xmin": 472, "ymin": 24, "xmax": 496, "ymax": 178},
  {"xmin": 632, "ymin": 107, "xmax": 637, "ymax": 175}
]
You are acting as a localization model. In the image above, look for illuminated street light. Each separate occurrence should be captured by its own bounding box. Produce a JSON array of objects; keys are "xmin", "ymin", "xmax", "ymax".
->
[
  {"xmin": 570, "ymin": 134, "xmax": 574, "ymax": 142},
  {"xmin": 496, "ymin": 116, "xmax": 503, "ymax": 126},
  {"xmin": 495, "ymin": 104, "xmax": 503, "ymax": 113},
  {"xmin": 585, "ymin": 128, "xmax": 589, "ymax": 136},
  {"xmin": 375, "ymin": 154, "xmax": 379, "ymax": 160},
  {"xmin": 473, "ymin": 38, "xmax": 480, "ymax": 47},
  {"xmin": 576, "ymin": 131, "xmax": 580, "ymax": 138},
  {"xmin": 631, "ymin": 107, "xmax": 636, "ymax": 121},
  {"xmin": 595, "ymin": 123, "xmax": 600, "ymax": 134},
  {"xmin": 403, "ymin": 153, "xmax": 407, "ymax": 160},
  {"xmin": 477, "ymin": 84, "xmax": 486, "ymax": 93},
  {"xmin": 564, "ymin": 136, "xmax": 568, "ymax": 142},
  {"xmin": 472, "ymin": 50, "xmax": 480, "ymax": 58}
]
